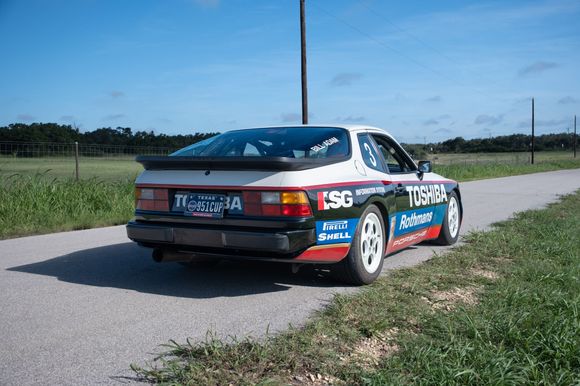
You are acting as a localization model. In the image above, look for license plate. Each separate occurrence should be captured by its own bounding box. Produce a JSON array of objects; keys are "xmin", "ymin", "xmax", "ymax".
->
[
  {"xmin": 173, "ymin": 191, "xmax": 243, "ymax": 215},
  {"xmin": 184, "ymin": 193, "xmax": 225, "ymax": 218}
]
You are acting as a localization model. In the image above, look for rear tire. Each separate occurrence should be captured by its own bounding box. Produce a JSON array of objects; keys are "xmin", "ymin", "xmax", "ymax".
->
[
  {"xmin": 434, "ymin": 191, "xmax": 461, "ymax": 245},
  {"xmin": 332, "ymin": 205, "xmax": 385, "ymax": 285}
]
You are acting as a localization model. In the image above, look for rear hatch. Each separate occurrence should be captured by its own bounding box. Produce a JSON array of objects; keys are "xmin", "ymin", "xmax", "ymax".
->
[{"xmin": 134, "ymin": 169, "xmax": 313, "ymax": 228}]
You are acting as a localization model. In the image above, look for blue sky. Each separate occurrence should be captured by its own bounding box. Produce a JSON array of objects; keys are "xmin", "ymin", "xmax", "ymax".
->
[{"xmin": 1, "ymin": 0, "xmax": 579, "ymax": 142}]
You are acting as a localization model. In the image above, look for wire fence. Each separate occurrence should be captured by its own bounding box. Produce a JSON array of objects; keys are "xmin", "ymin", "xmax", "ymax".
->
[
  {"xmin": 0, "ymin": 141, "xmax": 573, "ymax": 182},
  {"xmin": 0, "ymin": 141, "xmax": 172, "ymax": 159},
  {"xmin": 0, "ymin": 141, "xmax": 174, "ymax": 181}
]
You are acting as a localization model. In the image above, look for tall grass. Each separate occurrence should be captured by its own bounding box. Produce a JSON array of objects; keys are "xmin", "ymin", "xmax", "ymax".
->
[
  {"xmin": 0, "ymin": 172, "xmax": 134, "ymax": 239},
  {"xmin": 435, "ymin": 158, "xmax": 580, "ymax": 182}
]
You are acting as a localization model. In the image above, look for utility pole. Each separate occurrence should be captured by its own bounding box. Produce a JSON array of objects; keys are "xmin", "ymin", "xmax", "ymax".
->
[
  {"xmin": 574, "ymin": 115, "xmax": 577, "ymax": 158},
  {"xmin": 300, "ymin": 0, "xmax": 308, "ymax": 124},
  {"xmin": 531, "ymin": 97, "xmax": 535, "ymax": 164}
]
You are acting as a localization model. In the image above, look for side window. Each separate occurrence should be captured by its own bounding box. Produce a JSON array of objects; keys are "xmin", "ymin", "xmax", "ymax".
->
[
  {"xmin": 372, "ymin": 135, "xmax": 416, "ymax": 174},
  {"xmin": 243, "ymin": 143, "xmax": 260, "ymax": 156},
  {"xmin": 358, "ymin": 134, "xmax": 385, "ymax": 172}
]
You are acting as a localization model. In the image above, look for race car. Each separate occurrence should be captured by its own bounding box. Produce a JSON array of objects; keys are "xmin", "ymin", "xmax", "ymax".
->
[{"xmin": 126, "ymin": 125, "xmax": 462, "ymax": 285}]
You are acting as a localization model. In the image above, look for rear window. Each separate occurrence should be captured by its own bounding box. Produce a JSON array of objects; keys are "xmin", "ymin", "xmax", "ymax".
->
[{"xmin": 171, "ymin": 127, "xmax": 350, "ymax": 159}]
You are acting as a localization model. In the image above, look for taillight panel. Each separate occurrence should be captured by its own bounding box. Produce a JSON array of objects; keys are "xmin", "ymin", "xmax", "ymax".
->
[
  {"xmin": 136, "ymin": 188, "xmax": 169, "ymax": 212},
  {"xmin": 243, "ymin": 191, "xmax": 312, "ymax": 217}
]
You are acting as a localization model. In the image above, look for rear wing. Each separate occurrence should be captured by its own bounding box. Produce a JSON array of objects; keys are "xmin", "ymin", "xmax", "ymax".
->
[{"xmin": 136, "ymin": 155, "xmax": 349, "ymax": 172}]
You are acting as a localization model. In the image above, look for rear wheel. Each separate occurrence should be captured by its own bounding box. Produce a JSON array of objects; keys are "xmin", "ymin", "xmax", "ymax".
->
[
  {"xmin": 434, "ymin": 191, "xmax": 461, "ymax": 245},
  {"xmin": 332, "ymin": 205, "xmax": 385, "ymax": 285}
]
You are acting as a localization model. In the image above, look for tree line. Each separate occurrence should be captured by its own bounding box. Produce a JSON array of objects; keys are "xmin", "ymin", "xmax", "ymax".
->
[
  {"xmin": 0, "ymin": 123, "xmax": 218, "ymax": 150},
  {"xmin": 0, "ymin": 122, "xmax": 575, "ymax": 155}
]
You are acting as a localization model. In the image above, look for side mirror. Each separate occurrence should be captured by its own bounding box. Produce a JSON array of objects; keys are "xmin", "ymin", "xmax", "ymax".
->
[{"xmin": 418, "ymin": 160, "xmax": 432, "ymax": 173}]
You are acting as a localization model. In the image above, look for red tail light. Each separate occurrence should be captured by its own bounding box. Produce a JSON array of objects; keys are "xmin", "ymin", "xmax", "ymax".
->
[
  {"xmin": 242, "ymin": 191, "xmax": 312, "ymax": 217},
  {"xmin": 136, "ymin": 188, "xmax": 169, "ymax": 211}
]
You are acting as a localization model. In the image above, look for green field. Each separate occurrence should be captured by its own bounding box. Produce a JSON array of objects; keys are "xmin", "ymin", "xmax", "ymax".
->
[
  {"xmin": 1, "ymin": 151, "xmax": 578, "ymax": 182},
  {"xmin": 132, "ymin": 191, "xmax": 580, "ymax": 385},
  {"xmin": 0, "ymin": 156, "xmax": 143, "ymax": 181},
  {"xmin": 0, "ymin": 152, "xmax": 579, "ymax": 239},
  {"xmin": 428, "ymin": 150, "xmax": 574, "ymax": 165}
]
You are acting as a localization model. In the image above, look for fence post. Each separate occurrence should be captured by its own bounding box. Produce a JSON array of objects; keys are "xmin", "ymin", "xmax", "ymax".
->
[{"xmin": 74, "ymin": 142, "xmax": 80, "ymax": 181}]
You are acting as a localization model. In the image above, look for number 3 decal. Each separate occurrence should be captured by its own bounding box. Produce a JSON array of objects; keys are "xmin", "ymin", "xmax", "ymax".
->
[{"xmin": 364, "ymin": 143, "xmax": 377, "ymax": 167}]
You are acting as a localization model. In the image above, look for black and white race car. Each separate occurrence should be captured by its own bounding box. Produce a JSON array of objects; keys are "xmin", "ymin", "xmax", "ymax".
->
[{"xmin": 127, "ymin": 125, "xmax": 462, "ymax": 285}]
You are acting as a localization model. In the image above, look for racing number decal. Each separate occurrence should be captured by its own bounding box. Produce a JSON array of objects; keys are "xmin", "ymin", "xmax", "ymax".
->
[{"xmin": 363, "ymin": 142, "xmax": 377, "ymax": 167}]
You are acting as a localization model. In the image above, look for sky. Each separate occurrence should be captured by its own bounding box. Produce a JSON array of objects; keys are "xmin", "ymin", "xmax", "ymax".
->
[{"xmin": 0, "ymin": 0, "xmax": 579, "ymax": 142}]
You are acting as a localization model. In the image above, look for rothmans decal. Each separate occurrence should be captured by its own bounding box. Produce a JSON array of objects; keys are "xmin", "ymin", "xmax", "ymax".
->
[
  {"xmin": 406, "ymin": 184, "xmax": 448, "ymax": 208},
  {"xmin": 316, "ymin": 218, "xmax": 359, "ymax": 245}
]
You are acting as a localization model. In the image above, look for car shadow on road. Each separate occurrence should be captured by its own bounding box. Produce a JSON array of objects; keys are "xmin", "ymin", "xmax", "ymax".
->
[{"xmin": 7, "ymin": 243, "xmax": 344, "ymax": 299}]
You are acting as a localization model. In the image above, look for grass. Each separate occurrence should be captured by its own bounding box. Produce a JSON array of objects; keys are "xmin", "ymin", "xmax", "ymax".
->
[
  {"xmin": 131, "ymin": 191, "xmax": 580, "ymax": 385},
  {"xmin": 0, "ymin": 156, "xmax": 142, "ymax": 181},
  {"xmin": 0, "ymin": 152, "xmax": 578, "ymax": 239},
  {"xmin": 435, "ymin": 158, "xmax": 580, "ymax": 182},
  {"xmin": 0, "ymin": 173, "xmax": 134, "ymax": 239}
]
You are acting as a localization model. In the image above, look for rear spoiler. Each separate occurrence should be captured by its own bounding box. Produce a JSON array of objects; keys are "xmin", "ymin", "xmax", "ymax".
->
[{"xmin": 136, "ymin": 156, "xmax": 349, "ymax": 172}]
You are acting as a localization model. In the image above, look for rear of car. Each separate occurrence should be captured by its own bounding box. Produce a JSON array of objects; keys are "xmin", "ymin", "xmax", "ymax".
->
[{"xmin": 126, "ymin": 126, "xmax": 351, "ymax": 260}]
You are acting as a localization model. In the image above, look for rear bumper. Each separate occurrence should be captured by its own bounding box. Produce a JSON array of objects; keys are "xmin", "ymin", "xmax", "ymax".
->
[{"xmin": 126, "ymin": 221, "xmax": 316, "ymax": 255}]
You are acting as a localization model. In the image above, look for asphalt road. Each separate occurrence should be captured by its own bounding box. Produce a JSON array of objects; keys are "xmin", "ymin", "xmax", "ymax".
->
[{"xmin": 1, "ymin": 169, "xmax": 579, "ymax": 385}]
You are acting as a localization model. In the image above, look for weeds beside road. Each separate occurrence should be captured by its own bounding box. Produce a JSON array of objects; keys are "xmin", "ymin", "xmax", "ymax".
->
[
  {"xmin": 132, "ymin": 191, "xmax": 580, "ymax": 385},
  {"xmin": 0, "ymin": 174, "xmax": 134, "ymax": 239},
  {"xmin": 1, "ymin": 156, "xmax": 579, "ymax": 239}
]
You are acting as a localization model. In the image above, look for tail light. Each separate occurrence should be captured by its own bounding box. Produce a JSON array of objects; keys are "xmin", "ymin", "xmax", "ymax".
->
[
  {"xmin": 243, "ymin": 191, "xmax": 312, "ymax": 217},
  {"xmin": 135, "ymin": 188, "xmax": 169, "ymax": 211}
]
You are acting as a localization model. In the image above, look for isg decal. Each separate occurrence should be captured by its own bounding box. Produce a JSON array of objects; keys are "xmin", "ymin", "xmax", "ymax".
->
[
  {"xmin": 406, "ymin": 184, "xmax": 448, "ymax": 208},
  {"xmin": 317, "ymin": 190, "xmax": 353, "ymax": 210},
  {"xmin": 316, "ymin": 218, "xmax": 359, "ymax": 245}
]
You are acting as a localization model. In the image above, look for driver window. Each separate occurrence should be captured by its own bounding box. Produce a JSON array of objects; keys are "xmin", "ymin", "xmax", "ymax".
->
[{"xmin": 372, "ymin": 135, "xmax": 416, "ymax": 174}]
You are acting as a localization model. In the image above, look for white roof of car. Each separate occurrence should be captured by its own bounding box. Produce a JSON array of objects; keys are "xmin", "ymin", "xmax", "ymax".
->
[{"xmin": 234, "ymin": 124, "xmax": 393, "ymax": 136}]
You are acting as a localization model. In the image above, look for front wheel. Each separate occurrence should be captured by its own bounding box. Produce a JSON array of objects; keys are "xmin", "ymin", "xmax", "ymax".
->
[
  {"xmin": 434, "ymin": 191, "xmax": 461, "ymax": 245},
  {"xmin": 332, "ymin": 205, "xmax": 385, "ymax": 285}
]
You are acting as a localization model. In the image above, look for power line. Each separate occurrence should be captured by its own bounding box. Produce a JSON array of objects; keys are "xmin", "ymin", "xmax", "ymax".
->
[
  {"xmin": 312, "ymin": 3, "xmax": 494, "ymax": 99},
  {"xmin": 356, "ymin": 1, "xmax": 501, "ymax": 88}
]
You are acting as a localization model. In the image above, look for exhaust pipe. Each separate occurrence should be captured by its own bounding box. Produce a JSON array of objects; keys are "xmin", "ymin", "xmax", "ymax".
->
[{"xmin": 152, "ymin": 248, "xmax": 194, "ymax": 263}]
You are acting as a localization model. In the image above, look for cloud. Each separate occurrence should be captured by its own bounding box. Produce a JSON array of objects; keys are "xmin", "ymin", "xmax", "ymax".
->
[
  {"xmin": 330, "ymin": 72, "xmax": 362, "ymax": 87},
  {"xmin": 518, "ymin": 61, "xmax": 558, "ymax": 77},
  {"xmin": 425, "ymin": 96, "xmax": 442, "ymax": 103},
  {"xmin": 517, "ymin": 118, "xmax": 568, "ymax": 129},
  {"xmin": 424, "ymin": 118, "xmax": 439, "ymax": 126},
  {"xmin": 434, "ymin": 128, "xmax": 453, "ymax": 134},
  {"xmin": 280, "ymin": 112, "xmax": 314, "ymax": 123},
  {"xmin": 438, "ymin": 114, "xmax": 451, "ymax": 120},
  {"xmin": 335, "ymin": 116, "xmax": 366, "ymax": 123},
  {"xmin": 103, "ymin": 113, "xmax": 126, "ymax": 121},
  {"xmin": 474, "ymin": 114, "xmax": 503, "ymax": 125},
  {"xmin": 193, "ymin": 0, "xmax": 219, "ymax": 8},
  {"xmin": 110, "ymin": 91, "xmax": 125, "ymax": 98},
  {"xmin": 17, "ymin": 114, "xmax": 35, "ymax": 122},
  {"xmin": 558, "ymin": 96, "xmax": 577, "ymax": 104},
  {"xmin": 60, "ymin": 115, "xmax": 75, "ymax": 122},
  {"xmin": 280, "ymin": 113, "xmax": 300, "ymax": 123},
  {"xmin": 513, "ymin": 97, "xmax": 532, "ymax": 105}
]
